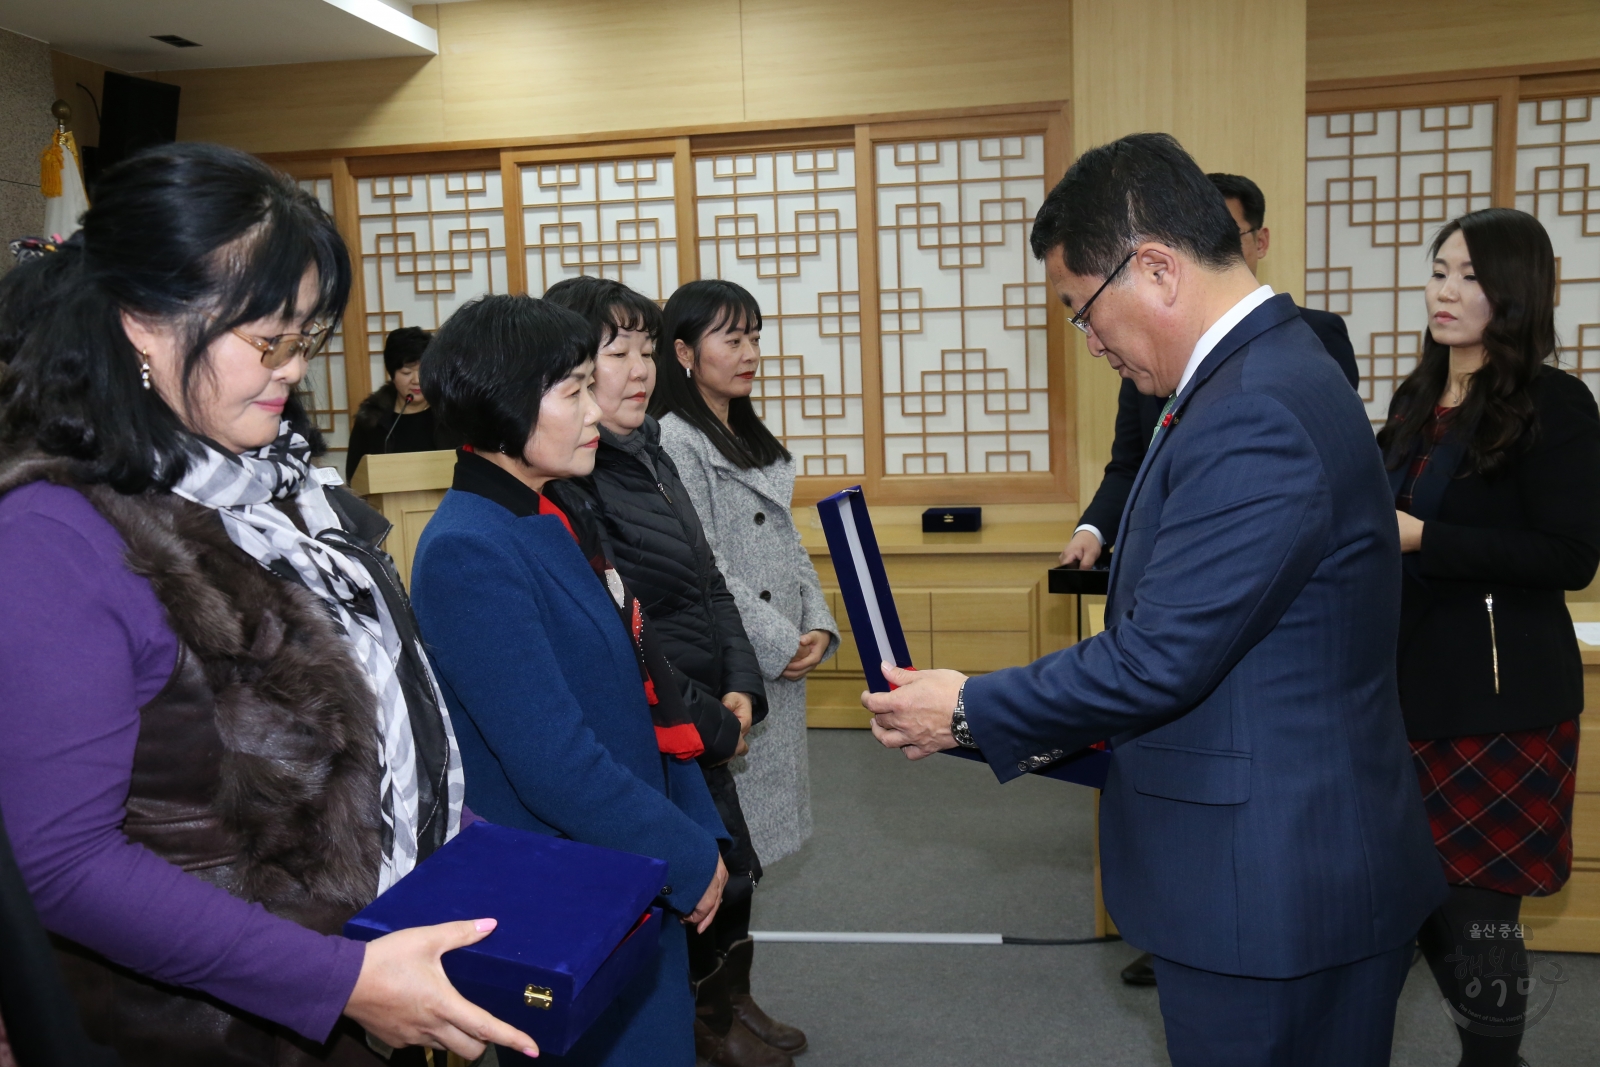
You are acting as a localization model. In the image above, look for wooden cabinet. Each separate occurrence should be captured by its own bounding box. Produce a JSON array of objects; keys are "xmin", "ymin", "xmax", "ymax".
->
[{"xmin": 1519, "ymin": 619, "xmax": 1600, "ymax": 954}]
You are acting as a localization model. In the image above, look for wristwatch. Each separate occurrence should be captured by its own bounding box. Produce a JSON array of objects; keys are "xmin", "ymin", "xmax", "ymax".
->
[{"xmin": 950, "ymin": 681, "xmax": 979, "ymax": 749}]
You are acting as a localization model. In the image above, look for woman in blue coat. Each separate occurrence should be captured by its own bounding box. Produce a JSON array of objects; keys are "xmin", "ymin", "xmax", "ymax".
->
[{"xmin": 410, "ymin": 294, "xmax": 729, "ymax": 1067}]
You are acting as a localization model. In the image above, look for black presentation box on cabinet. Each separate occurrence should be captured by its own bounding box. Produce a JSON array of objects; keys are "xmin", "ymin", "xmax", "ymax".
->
[{"xmin": 921, "ymin": 506, "xmax": 982, "ymax": 532}]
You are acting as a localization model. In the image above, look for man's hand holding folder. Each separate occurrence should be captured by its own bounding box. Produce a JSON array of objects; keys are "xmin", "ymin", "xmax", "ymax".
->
[{"xmin": 863, "ymin": 662, "xmax": 967, "ymax": 760}]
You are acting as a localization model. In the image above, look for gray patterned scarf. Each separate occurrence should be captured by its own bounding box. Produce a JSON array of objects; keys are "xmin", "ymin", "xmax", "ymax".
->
[{"xmin": 171, "ymin": 422, "xmax": 463, "ymax": 892}]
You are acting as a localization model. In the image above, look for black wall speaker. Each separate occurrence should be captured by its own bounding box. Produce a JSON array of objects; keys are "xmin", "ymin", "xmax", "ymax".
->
[{"xmin": 94, "ymin": 72, "xmax": 181, "ymax": 181}]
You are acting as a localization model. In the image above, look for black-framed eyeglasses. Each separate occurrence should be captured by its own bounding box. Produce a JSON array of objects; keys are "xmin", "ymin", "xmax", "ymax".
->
[
  {"xmin": 232, "ymin": 324, "xmax": 332, "ymax": 369},
  {"xmin": 1238, "ymin": 225, "xmax": 1261, "ymax": 240},
  {"xmin": 1068, "ymin": 251, "xmax": 1136, "ymax": 336}
]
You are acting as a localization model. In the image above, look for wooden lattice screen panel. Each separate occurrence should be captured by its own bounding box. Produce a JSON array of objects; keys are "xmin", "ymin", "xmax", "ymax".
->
[
  {"xmin": 519, "ymin": 157, "xmax": 678, "ymax": 300},
  {"xmin": 1305, "ymin": 104, "xmax": 1497, "ymax": 428},
  {"xmin": 295, "ymin": 177, "xmax": 349, "ymax": 452},
  {"xmin": 694, "ymin": 148, "xmax": 864, "ymax": 476},
  {"xmin": 356, "ymin": 170, "xmax": 508, "ymax": 394},
  {"xmin": 874, "ymin": 136, "xmax": 1051, "ymax": 475},
  {"xmin": 1518, "ymin": 95, "xmax": 1600, "ymax": 404}
]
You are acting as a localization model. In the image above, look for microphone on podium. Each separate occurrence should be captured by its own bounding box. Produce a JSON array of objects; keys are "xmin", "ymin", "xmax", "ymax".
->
[{"xmin": 383, "ymin": 392, "xmax": 415, "ymax": 452}]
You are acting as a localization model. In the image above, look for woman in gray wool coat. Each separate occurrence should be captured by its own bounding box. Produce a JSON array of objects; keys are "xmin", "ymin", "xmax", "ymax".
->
[{"xmin": 653, "ymin": 280, "xmax": 838, "ymax": 867}]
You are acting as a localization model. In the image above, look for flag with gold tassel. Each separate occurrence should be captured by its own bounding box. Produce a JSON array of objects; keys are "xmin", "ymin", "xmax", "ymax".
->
[{"xmin": 40, "ymin": 128, "xmax": 90, "ymax": 241}]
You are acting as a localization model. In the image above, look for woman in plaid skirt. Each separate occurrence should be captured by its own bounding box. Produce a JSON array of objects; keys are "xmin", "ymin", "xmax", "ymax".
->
[{"xmin": 1380, "ymin": 207, "xmax": 1600, "ymax": 1067}]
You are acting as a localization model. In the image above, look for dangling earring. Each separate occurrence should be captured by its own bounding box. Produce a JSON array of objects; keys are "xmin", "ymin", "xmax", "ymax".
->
[
  {"xmin": 140, "ymin": 351, "xmax": 152, "ymax": 391},
  {"xmin": 685, "ymin": 365, "xmax": 692, "ymax": 379}
]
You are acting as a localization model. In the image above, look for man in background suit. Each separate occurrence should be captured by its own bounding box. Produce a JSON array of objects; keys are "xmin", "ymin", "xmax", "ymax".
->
[
  {"xmin": 864, "ymin": 134, "xmax": 1444, "ymax": 1067},
  {"xmin": 1063, "ymin": 171, "xmax": 1359, "ymax": 581}
]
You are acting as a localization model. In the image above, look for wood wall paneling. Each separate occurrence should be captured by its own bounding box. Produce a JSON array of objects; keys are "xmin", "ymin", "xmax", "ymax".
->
[
  {"xmin": 65, "ymin": 1, "xmax": 1600, "ymax": 160},
  {"xmin": 674, "ymin": 137, "xmax": 699, "ymax": 288},
  {"xmin": 1069, "ymin": 0, "xmax": 1308, "ymax": 523},
  {"xmin": 738, "ymin": 0, "xmax": 1071, "ymax": 121},
  {"xmin": 852, "ymin": 123, "xmax": 889, "ymax": 493},
  {"xmin": 159, "ymin": 55, "xmax": 447, "ymax": 155},
  {"xmin": 330, "ymin": 156, "xmax": 374, "ymax": 416},
  {"xmin": 1521, "ymin": 69, "xmax": 1600, "ymax": 101},
  {"xmin": 432, "ymin": 0, "xmax": 744, "ymax": 143},
  {"xmin": 151, "ymin": 0, "xmax": 1074, "ymax": 157},
  {"xmin": 1043, "ymin": 105, "xmax": 1076, "ymax": 504},
  {"xmin": 1307, "ymin": 0, "xmax": 1600, "ymax": 85}
]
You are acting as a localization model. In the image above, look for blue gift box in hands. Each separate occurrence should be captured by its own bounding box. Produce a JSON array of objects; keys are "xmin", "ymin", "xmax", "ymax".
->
[{"xmin": 344, "ymin": 822, "xmax": 667, "ymax": 1056}]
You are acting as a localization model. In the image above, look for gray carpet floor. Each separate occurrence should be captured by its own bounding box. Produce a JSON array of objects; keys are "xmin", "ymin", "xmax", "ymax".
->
[{"xmin": 744, "ymin": 729, "xmax": 1600, "ymax": 1066}]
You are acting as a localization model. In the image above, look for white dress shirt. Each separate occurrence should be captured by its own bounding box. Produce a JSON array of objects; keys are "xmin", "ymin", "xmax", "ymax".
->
[{"xmin": 1074, "ymin": 284, "xmax": 1276, "ymax": 546}]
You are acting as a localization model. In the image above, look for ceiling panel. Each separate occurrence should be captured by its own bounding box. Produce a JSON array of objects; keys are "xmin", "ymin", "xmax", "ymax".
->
[{"xmin": 0, "ymin": 0, "xmax": 440, "ymax": 71}]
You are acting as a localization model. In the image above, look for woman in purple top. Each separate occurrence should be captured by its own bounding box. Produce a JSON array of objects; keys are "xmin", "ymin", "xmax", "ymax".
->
[{"xmin": 0, "ymin": 144, "xmax": 538, "ymax": 1065}]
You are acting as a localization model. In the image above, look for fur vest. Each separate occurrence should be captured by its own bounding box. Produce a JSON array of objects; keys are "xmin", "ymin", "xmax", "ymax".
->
[{"xmin": 0, "ymin": 452, "xmax": 390, "ymax": 1066}]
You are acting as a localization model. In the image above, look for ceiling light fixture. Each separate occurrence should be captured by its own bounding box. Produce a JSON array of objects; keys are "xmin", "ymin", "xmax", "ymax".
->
[{"xmin": 150, "ymin": 34, "xmax": 201, "ymax": 48}]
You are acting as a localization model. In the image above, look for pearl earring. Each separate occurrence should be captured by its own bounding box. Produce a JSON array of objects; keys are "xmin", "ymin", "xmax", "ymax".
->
[{"xmin": 140, "ymin": 351, "xmax": 152, "ymax": 391}]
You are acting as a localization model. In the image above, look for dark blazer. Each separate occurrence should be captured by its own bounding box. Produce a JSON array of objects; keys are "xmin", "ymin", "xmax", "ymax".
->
[
  {"xmin": 410, "ymin": 466, "xmax": 728, "ymax": 1067},
  {"xmin": 965, "ymin": 295, "xmax": 1445, "ymax": 978},
  {"xmin": 1300, "ymin": 305, "xmax": 1359, "ymax": 389},
  {"xmin": 1388, "ymin": 366, "xmax": 1600, "ymax": 739},
  {"xmin": 1078, "ymin": 304, "xmax": 1358, "ymax": 547}
]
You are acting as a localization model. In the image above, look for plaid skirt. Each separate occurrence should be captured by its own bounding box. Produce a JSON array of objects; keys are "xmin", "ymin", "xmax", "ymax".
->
[{"xmin": 1410, "ymin": 718, "xmax": 1580, "ymax": 897}]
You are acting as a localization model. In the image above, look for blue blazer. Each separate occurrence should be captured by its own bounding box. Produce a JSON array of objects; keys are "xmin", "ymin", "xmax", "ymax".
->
[
  {"xmin": 966, "ymin": 294, "xmax": 1446, "ymax": 979},
  {"xmin": 411, "ymin": 488, "xmax": 727, "ymax": 1066}
]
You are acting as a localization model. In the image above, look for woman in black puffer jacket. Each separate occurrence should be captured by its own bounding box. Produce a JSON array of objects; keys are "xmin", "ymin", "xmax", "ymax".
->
[{"xmin": 545, "ymin": 279, "xmax": 802, "ymax": 1067}]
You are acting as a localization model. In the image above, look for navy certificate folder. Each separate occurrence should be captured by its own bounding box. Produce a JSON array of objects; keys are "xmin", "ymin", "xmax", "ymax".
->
[
  {"xmin": 817, "ymin": 486, "xmax": 1111, "ymax": 789},
  {"xmin": 343, "ymin": 822, "xmax": 666, "ymax": 1055}
]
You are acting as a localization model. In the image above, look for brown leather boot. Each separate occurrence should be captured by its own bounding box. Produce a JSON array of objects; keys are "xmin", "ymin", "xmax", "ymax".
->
[
  {"xmin": 696, "ymin": 1018, "xmax": 794, "ymax": 1067},
  {"xmin": 695, "ymin": 956, "xmax": 793, "ymax": 1066},
  {"xmin": 723, "ymin": 938, "xmax": 808, "ymax": 1055}
]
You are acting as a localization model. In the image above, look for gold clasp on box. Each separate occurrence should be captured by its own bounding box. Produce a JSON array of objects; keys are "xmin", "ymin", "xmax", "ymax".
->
[{"xmin": 524, "ymin": 984, "xmax": 553, "ymax": 1010}]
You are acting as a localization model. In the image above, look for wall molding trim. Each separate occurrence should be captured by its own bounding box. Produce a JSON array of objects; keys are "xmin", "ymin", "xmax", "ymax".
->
[
  {"xmin": 255, "ymin": 100, "xmax": 1070, "ymax": 168},
  {"xmin": 1308, "ymin": 57, "xmax": 1600, "ymax": 96}
]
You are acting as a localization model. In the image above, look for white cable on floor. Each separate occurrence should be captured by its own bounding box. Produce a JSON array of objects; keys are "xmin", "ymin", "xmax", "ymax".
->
[{"xmin": 751, "ymin": 931, "xmax": 1004, "ymax": 944}]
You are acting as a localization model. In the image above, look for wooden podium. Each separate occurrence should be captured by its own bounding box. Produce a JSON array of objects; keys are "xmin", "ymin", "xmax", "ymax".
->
[{"xmin": 349, "ymin": 450, "xmax": 455, "ymax": 588}]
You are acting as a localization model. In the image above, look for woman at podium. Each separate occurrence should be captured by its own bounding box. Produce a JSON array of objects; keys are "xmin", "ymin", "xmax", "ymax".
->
[
  {"xmin": 0, "ymin": 144, "xmax": 537, "ymax": 1064},
  {"xmin": 346, "ymin": 325, "xmax": 458, "ymax": 481},
  {"xmin": 410, "ymin": 293, "xmax": 731, "ymax": 1066}
]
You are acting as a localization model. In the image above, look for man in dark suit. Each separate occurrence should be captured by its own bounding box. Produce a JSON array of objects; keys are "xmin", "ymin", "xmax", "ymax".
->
[
  {"xmin": 864, "ymin": 134, "xmax": 1445, "ymax": 1067},
  {"xmin": 1063, "ymin": 172, "xmax": 1359, "ymax": 580}
]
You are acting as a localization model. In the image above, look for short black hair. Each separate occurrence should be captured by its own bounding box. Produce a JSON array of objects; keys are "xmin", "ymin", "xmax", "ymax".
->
[
  {"xmin": 383, "ymin": 325, "xmax": 431, "ymax": 377},
  {"xmin": 420, "ymin": 294, "xmax": 598, "ymax": 455},
  {"xmin": 1029, "ymin": 133, "xmax": 1243, "ymax": 278},
  {"xmin": 542, "ymin": 276, "xmax": 661, "ymax": 347},
  {"xmin": 1208, "ymin": 173, "xmax": 1266, "ymax": 230}
]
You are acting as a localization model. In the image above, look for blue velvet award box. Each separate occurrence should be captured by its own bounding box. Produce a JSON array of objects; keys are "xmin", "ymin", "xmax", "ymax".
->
[
  {"xmin": 343, "ymin": 822, "xmax": 666, "ymax": 1056},
  {"xmin": 817, "ymin": 486, "xmax": 1112, "ymax": 789}
]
